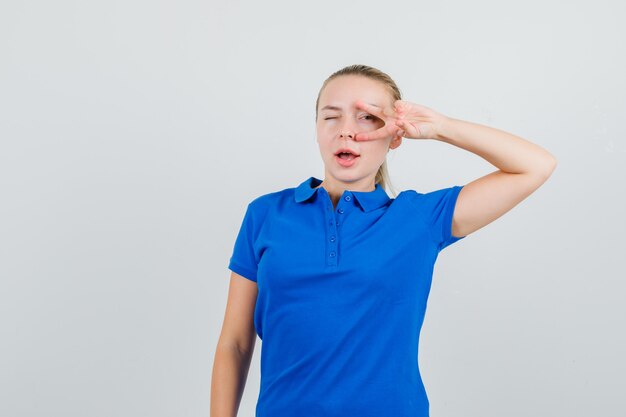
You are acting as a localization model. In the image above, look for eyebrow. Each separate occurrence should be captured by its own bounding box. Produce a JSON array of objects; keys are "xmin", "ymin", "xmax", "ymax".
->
[{"xmin": 320, "ymin": 103, "xmax": 381, "ymax": 111}]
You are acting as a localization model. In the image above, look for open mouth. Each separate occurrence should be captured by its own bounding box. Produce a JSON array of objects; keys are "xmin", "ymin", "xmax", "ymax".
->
[
  {"xmin": 334, "ymin": 148, "xmax": 360, "ymax": 161},
  {"xmin": 334, "ymin": 148, "xmax": 360, "ymax": 167}
]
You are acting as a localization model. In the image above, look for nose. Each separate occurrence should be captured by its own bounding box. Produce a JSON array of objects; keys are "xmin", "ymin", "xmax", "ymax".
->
[
  {"xmin": 339, "ymin": 124, "xmax": 356, "ymax": 140},
  {"xmin": 339, "ymin": 130, "xmax": 354, "ymax": 139},
  {"xmin": 338, "ymin": 116, "xmax": 358, "ymax": 140}
]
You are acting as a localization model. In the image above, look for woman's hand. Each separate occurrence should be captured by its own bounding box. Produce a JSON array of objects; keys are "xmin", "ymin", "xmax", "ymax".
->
[{"xmin": 354, "ymin": 99, "xmax": 448, "ymax": 141}]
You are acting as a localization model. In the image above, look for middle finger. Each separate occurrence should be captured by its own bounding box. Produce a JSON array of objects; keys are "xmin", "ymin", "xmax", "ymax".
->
[{"xmin": 355, "ymin": 100, "xmax": 395, "ymax": 120}]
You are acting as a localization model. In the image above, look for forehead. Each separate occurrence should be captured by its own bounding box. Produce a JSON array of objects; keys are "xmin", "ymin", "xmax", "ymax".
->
[{"xmin": 319, "ymin": 75, "xmax": 391, "ymax": 110}]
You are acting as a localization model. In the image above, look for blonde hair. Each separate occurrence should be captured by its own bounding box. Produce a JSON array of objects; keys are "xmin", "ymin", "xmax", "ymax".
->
[{"xmin": 315, "ymin": 64, "xmax": 400, "ymax": 197}]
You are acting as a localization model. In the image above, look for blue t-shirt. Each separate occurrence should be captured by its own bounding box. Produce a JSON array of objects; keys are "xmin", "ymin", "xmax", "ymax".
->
[{"xmin": 228, "ymin": 176, "xmax": 466, "ymax": 417}]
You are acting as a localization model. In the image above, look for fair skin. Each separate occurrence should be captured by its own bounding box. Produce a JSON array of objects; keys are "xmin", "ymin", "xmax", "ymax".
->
[
  {"xmin": 211, "ymin": 271, "xmax": 257, "ymax": 417},
  {"xmin": 351, "ymin": 81, "xmax": 558, "ymax": 238},
  {"xmin": 211, "ymin": 74, "xmax": 557, "ymax": 416},
  {"xmin": 314, "ymin": 75, "xmax": 404, "ymax": 208}
]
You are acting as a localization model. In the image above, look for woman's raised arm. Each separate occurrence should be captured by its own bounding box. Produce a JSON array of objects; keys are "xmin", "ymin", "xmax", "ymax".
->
[{"xmin": 354, "ymin": 99, "xmax": 558, "ymax": 238}]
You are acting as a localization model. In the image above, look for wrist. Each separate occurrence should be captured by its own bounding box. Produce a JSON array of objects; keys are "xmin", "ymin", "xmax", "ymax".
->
[{"xmin": 434, "ymin": 115, "xmax": 456, "ymax": 143}]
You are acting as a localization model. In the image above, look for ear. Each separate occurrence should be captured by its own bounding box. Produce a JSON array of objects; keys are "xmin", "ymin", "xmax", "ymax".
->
[{"xmin": 389, "ymin": 135, "xmax": 403, "ymax": 150}]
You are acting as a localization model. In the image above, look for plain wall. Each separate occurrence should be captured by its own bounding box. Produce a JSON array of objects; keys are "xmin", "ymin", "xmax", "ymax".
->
[{"xmin": 1, "ymin": 0, "xmax": 624, "ymax": 416}]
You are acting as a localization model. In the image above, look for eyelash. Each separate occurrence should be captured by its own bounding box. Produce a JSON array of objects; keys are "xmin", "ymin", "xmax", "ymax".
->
[{"xmin": 324, "ymin": 115, "xmax": 375, "ymax": 121}]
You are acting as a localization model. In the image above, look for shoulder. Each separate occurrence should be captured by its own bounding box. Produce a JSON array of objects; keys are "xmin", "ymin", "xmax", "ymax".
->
[
  {"xmin": 395, "ymin": 189, "xmax": 421, "ymax": 200},
  {"xmin": 395, "ymin": 185, "xmax": 464, "ymax": 212},
  {"xmin": 397, "ymin": 185, "xmax": 463, "ymax": 200},
  {"xmin": 244, "ymin": 185, "xmax": 296, "ymax": 217},
  {"xmin": 248, "ymin": 185, "xmax": 294, "ymax": 206},
  {"xmin": 393, "ymin": 189, "xmax": 421, "ymax": 206}
]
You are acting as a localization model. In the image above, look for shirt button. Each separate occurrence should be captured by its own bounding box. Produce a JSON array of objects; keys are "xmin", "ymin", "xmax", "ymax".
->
[
  {"xmin": 344, "ymin": 195, "xmax": 351, "ymax": 202},
  {"xmin": 330, "ymin": 235, "xmax": 336, "ymax": 242},
  {"xmin": 338, "ymin": 208, "xmax": 344, "ymax": 214},
  {"xmin": 329, "ymin": 220, "xmax": 334, "ymax": 225},
  {"xmin": 329, "ymin": 251, "xmax": 336, "ymax": 257}
]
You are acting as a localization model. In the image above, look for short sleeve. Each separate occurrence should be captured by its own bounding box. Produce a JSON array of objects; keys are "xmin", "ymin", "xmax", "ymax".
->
[
  {"xmin": 228, "ymin": 203, "xmax": 259, "ymax": 282},
  {"xmin": 411, "ymin": 185, "xmax": 466, "ymax": 251}
]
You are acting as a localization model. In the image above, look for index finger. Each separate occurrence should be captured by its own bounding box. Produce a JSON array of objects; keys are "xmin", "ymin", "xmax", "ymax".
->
[{"xmin": 354, "ymin": 126, "xmax": 390, "ymax": 142}]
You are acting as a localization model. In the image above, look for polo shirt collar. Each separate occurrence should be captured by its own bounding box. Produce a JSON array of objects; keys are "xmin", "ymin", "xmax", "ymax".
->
[{"xmin": 294, "ymin": 176, "xmax": 390, "ymax": 212}]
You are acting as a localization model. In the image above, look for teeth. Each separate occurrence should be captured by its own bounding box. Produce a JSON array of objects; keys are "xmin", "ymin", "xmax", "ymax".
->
[{"xmin": 338, "ymin": 152, "xmax": 356, "ymax": 160}]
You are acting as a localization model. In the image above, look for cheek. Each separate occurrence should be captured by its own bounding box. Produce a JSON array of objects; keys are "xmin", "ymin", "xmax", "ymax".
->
[
  {"xmin": 363, "ymin": 144, "xmax": 390, "ymax": 161},
  {"xmin": 316, "ymin": 138, "xmax": 333, "ymax": 155},
  {"xmin": 316, "ymin": 125, "xmax": 333, "ymax": 139}
]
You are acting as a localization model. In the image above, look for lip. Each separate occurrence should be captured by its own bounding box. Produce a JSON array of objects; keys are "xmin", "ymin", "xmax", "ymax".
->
[
  {"xmin": 335, "ymin": 153, "xmax": 360, "ymax": 168},
  {"xmin": 334, "ymin": 148, "xmax": 360, "ymax": 157}
]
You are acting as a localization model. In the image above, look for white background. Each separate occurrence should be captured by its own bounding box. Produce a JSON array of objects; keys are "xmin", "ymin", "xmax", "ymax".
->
[{"xmin": 1, "ymin": 0, "xmax": 624, "ymax": 416}]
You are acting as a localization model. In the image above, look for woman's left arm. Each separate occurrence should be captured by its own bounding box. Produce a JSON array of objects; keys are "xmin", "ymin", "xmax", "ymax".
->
[
  {"xmin": 353, "ymin": 99, "xmax": 558, "ymax": 239},
  {"xmin": 434, "ymin": 116, "xmax": 558, "ymax": 238}
]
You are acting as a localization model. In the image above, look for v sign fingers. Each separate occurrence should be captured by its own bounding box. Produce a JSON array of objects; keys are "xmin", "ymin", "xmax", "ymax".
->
[
  {"xmin": 378, "ymin": 100, "xmax": 448, "ymax": 141},
  {"xmin": 353, "ymin": 100, "xmax": 401, "ymax": 142}
]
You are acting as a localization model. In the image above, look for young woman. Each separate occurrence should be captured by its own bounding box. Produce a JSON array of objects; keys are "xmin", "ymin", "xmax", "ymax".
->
[{"xmin": 211, "ymin": 64, "xmax": 557, "ymax": 417}]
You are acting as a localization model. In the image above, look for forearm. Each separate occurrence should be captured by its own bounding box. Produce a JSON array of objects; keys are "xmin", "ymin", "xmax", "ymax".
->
[
  {"xmin": 211, "ymin": 343, "xmax": 253, "ymax": 417},
  {"xmin": 435, "ymin": 116, "xmax": 557, "ymax": 176}
]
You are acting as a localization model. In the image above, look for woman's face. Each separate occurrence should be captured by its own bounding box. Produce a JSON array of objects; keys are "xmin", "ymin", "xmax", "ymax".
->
[{"xmin": 316, "ymin": 75, "xmax": 402, "ymax": 188}]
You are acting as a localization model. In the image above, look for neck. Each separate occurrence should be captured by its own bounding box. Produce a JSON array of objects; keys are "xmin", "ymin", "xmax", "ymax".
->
[{"xmin": 316, "ymin": 177, "xmax": 376, "ymax": 206}]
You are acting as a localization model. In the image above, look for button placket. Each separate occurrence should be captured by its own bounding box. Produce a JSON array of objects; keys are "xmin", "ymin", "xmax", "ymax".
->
[
  {"xmin": 326, "ymin": 203, "xmax": 338, "ymax": 266},
  {"xmin": 322, "ymin": 189, "xmax": 355, "ymax": 267}
]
